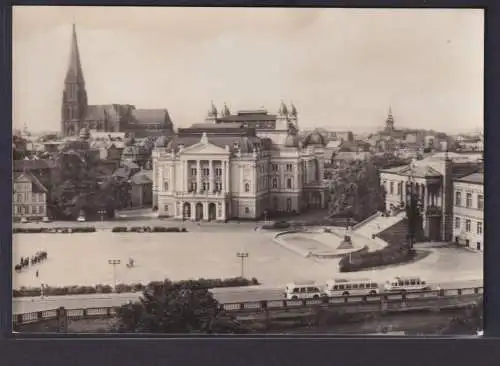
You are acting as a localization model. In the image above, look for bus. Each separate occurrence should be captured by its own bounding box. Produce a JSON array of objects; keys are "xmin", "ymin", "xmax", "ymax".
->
[{"xmin": 324, "ymin": 278, "xmax": 379, "ymax": 297}]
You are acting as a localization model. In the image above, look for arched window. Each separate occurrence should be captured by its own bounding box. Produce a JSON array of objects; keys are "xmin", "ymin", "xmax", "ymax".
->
[
  {"xmin": 244, "ymin": 207, "xmax": 250, "ymax": 214},
  {"xmin": 287, "ymin": 178, "xmax": 292, "ymax": 189},
  {"xmin": 244, "ymin": 182, "xmax": 250, "ymax": 192},
  {"xmin": 272, "ymin": 179, "xmax": 278, "ymax": 189}
]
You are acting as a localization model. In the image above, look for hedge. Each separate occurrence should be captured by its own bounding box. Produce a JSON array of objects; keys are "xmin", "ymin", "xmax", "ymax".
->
[
  {"xmin": 111, "ymin": 226, "xmax": 188, "ymax": 233},
  {"xmin": 13, "ymin": 227, "xmax": 96, "ymax": 234},
  {"xmin": 12, "ymin": 276, "xmax": 260, "ymax": 297},
  {"xmin": 339, "ymin": 243, "xmax": 413, "ymax": 272}
]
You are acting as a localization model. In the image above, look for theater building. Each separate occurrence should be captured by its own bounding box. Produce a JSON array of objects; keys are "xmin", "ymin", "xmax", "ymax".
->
[{"xmin": 152, "ymin": 102, "xmax": 329, "ymax": 221}]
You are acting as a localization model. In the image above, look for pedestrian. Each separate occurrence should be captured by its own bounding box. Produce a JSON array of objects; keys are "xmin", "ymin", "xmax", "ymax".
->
[{"xmin": 35, "ymin": 270, "xmax": 39, "ymax": 278}]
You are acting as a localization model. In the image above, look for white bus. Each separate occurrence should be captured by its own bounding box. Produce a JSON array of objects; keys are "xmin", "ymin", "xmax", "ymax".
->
[
  {"xmin": 383, "ymin": 276, "xmax": 432, "ymax": 293},
  {"xmin": 284, "ymin": 281, "xmax": 324, "ymax": 300},
  {"xmin": 325, "ymin": 278, "xmax": 379, "ymax": 297}
]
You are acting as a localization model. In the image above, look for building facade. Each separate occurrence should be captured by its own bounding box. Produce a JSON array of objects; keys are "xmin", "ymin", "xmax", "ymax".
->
[
  {"xmin": 61, "ymin": 25, "xmax": 174, "ymax": 138},
  {"xmin": 152, "ymin": 102, "xmax": 328, "ymax": 221},
  {"xmin": 13, "ymin": 172, "xmax": 48, "ymax": 221},
  {"xmin": 379, "ymin": 153, "xmax": 482, "ymax": 242},
  {"xmin": 453, "ymin": 173, "xmax": 484, "ymax": 251}
]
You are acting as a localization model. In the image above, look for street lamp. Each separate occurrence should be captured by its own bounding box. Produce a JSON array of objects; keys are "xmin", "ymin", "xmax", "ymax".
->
[
  {"xmin": 108, "ymin": 259, "xmax": 121, "ymax": 290},
  {"xmin": 236, "ymin": 251, "xmax": 249, "ymax": 278}
]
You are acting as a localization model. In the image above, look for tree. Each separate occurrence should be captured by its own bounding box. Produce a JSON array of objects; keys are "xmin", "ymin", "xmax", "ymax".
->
[
  {"xmin": 328, "ymin": 159, "xmax": 386, "ymax": 221},
  {"xmin": 115, "ymin": 279, "xmax": 248, "ymax": 334}
]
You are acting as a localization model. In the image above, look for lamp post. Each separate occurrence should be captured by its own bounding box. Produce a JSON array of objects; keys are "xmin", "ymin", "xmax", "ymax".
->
[
  {"xmin": 108, "ymin": 259, "xmax": 121, "ymax": 290},
  {"xmin": 236, "ymin": 251, "xmax": 249, "ymax": 278}
]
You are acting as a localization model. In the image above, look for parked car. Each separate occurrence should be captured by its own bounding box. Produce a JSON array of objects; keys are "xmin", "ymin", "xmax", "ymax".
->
[
  {"xmin": 20, "ymin": 217, "xmax": 28, "ymax": 223},
  {"xmin": 42, "ymin": 216, "xmax": 51, "ymax": 223},
  {"xmin": 77, "ymin": 216, "xmax": 86, "ymax": 222}
]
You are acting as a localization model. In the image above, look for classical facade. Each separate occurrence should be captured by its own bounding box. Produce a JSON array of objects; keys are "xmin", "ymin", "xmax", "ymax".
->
[
  {"xmin": 13, "ymin": 172, "xmax": 48, "ymax": 221},
  {"xmin": 152, "ymin": 102, "xmax": 328, "ymax": 221},
  {"xmin": 61, "ymin": 25, "xmax": 174, "ymax": 138},
  {"xmin": 453, "ymin": 173, "xmax": 483, "ymax": 251},
  {"xmin": 379, "ymin": 152, "xmax": 482, "ymax": 242}
]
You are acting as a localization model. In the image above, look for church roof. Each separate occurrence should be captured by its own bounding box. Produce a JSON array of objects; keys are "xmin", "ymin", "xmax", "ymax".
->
[{"xmin": 132, "ymin": 109, "xmax": 173, "ymax": 126}]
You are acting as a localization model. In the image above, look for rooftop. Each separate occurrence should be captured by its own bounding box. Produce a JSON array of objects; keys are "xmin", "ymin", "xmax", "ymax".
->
[{"xmin": 455, "ymin": 172, "xmax": 484, "ymax": 185}]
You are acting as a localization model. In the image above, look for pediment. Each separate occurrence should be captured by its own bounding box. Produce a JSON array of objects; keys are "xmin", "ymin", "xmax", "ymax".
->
[
  {"xmin": 180, "ymin": 142, "xmax": 229, "ymax": 156},
  {"xmin": 15, "ymin": 173, "xmax": 31, "ymax": 183}
]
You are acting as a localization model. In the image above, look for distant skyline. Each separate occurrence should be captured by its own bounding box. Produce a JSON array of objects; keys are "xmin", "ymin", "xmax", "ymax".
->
[{"xmin": 13, "ymin": 7, "xmax": 484, "ymax": 134}]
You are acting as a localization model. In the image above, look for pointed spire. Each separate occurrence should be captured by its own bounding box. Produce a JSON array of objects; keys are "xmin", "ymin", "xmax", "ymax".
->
[{"xmin": 65, "ymin": 23, "xmax": 85, "ymax": 84}]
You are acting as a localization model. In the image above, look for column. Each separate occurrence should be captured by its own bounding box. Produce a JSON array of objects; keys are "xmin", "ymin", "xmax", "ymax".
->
[
  {"xmin": 196, "ymin": 160, "xmax": 201, "ymax": 193},
  {"xmin": 182, "ymin": 160, "xmax": 187, "ymax": 192},
  {"xmin": 209, "ymin": 160, "xmax": 214, "ymax": 193},
  {"xmin": 224, "ymin": 160, "xmax": 230, "ymax": 194},
  {"xmin": 191, "ymin": 202, "xmax": 196, "ymax": 221}
]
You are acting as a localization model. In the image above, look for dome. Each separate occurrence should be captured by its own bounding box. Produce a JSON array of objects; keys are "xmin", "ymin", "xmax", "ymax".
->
[
  {"xmin": 284, "ymin": 133, "xmax": 300, "ymax": 148},
  {"xmin": 278, "ymin": 101, "xmax": 288, "ymax": 116},
  {"xmin": 303, "ymin": 130, "xmax": 326, "ymax": 147},
  {"xmin": 236, "ymin": 137, "xmax": 255, "ymax": 154},
  {"xmin": 79, "ymin": 127, "xmax": 90, "ymax": 140},
  {"xmin": 154, "ymin": 135, "xmax": 168, "ymax": 148}
]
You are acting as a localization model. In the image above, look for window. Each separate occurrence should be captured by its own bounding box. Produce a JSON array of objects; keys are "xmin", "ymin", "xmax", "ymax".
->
[
  {"xmin": 390, "ymin": 182, "xmax": 394, "ymax": 195},
  {"xmin": 465, "ymin": 219, "xmax": 471, "ymax": 232},
  {"xmin": 466, "ymin": 193, "xmax": 472, "ymax": 208},
  {"xmin": 32, "ymin": 206, "xmax": 38, "ymax": 214},
  {"xmin": 203, "ymin": 168, "xmax": 210, "ymax": 176},
  {"xmin": 286, "ymin": 178, "xmax": 292, "ymax": 189},
  {"xmin": 396, "ymin": 182, "xmax": 401, "ymax": 195},
  {"xmin": 244, "ymin": 183, "xmax": 250, "ymax": 192},
  {"xmin": 272, "ymin": 178, "xmax": 278, "ymax": 189},
  {"xmin": 163, "ymin": 181, "xmax": 169, "ymax": 191},
  {"xmin": 191, "ymin": 168, "xmax": 197, "ymax": 176},
  {"xmin": 455, "ymin": 217, "xmax": 460, "ymax": 229},
  {"xmin": 164, "ymin": 204, "xmax": 169, "ymax": 213},
  {"xmin": 32, "ymin": 193, "xmax": 37, "ymax": 202},
  {"xmin": 478, "ymin": 195, "xmax": 484, "ymax": 210},
  {"xmin": 286, "ymin": 198, "xmax": 292, "ymax": 212},
  {"xmin": 16, "ymin": 193, "xmax": 22, "ymax": 202},
  {"xmin": 477, "ymin": 222, "xmax": 483, "ymax": 235},
  {"xmin": 455, "ymin": 191, "xmax": 462, "ymax": 206},
  {"xmin": 203, "ymin": 182, "xmax": 210, "ymax": 192},
  {"xmin": 215, "ymin": 168, "xmax": 222, "ymax": 176},
  {"xmin": 286, "ymin": 164, "xmax": 293, "ymax": 172}
]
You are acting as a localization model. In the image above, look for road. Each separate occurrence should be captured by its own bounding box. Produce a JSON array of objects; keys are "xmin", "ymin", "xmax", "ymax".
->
[{"xmin": 12, "ymin": 279, "xmax": 482, "ymax": 314}]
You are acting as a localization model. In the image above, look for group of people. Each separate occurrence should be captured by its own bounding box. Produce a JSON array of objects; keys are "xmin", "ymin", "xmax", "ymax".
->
[{"xmin": 14, "ymin": 251, "xmax": 48, "ymax": 274}]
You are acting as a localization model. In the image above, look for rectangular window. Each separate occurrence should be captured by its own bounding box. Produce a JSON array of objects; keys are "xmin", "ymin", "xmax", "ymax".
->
[
  {"xmin": 163, "ymin": 181, "xmax": 169, "ymax": 191},
  {"xmin": 465, "ymin": 219, "xmax": 471, "ymax": 232},
  {"xmin": 32, "ymin": 193, "xmax": 37, "ymax": 202},
  {"xmin": 466, "ymin": 193, "xmax": 472, "ymax": 208},
  {"xmin": 455, "ymin": 217, "xmax": 460, "ymax": 229},
  {"xmin": 191, "ymin": 168, "xmax": 197, "ymax": 176},
  {"xmin": 478, "ymin": 195, "xmax": 484, "ymax": 210},
  {"xmin": 389, "ymin": 182, "xmax": 394, "ymax": 195},
  {"xmin": 286, "ymin": 164, "xmax": 293, "ymax": 172},
  {"xmin": 396, "ymin": 182, "xmax": 401, "ymax": 195},
  {"xmin": 477, "ymin": 222, "xmax": 483, "ymax": 235},
  {"xmin": 455, "ymin": 191, "xmax": 461, "ymax": 206},
  {"xmin": 272, "ymin": 179, "xmax": 278, "ymax": 189},
  {"xmin": 164, "ymin": 204, "xmax": 169, "ymax": 213}
]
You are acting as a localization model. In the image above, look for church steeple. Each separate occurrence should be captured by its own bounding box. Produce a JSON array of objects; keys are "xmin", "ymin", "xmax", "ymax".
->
[
  {"xmin": 61, "ymin": 24, "xmax": 88, "ymax": 137},
  {"xmin": 385, "ymin": 105, "xmax": 394, "ymax": 131}
]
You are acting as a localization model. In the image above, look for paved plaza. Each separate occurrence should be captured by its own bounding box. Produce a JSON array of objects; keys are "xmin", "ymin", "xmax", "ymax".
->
[{"xmin": 13, "ymin": 223, "xmax": 483, "ymax": 291}]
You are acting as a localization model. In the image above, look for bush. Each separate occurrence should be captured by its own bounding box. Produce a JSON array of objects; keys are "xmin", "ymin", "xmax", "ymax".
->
[
  {"xmin": 12, "ymin": 277, "xmax": 260, "ymax": 298},
  {"xmin": 13, "ymin": 227, "xmax": 96, "ymax": 234},
  {"xmin": 111, "ymin": 226, "xmax": 187, "ymax": 233},
  {"xmin": 339, "ymin": 243, "xmax": 410, "ymax": 272},
  {"xmin": 261, "ymin": 221, "xmax": 291, "ymax": 230},
  {"xmin": 112, "ymin": 227, "xmax": 128, "ymax": 233}
]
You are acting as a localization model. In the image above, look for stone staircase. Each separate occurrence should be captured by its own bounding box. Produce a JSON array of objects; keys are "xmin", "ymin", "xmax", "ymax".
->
[{"xmin": 354, "ymin": 211, "xmax": 406, "ymax": 238}]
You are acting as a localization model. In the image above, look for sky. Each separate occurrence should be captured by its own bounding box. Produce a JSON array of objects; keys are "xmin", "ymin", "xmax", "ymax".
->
[{"xmin": 12, "ymin": 7, "xmax": 484, "ymax": 134}]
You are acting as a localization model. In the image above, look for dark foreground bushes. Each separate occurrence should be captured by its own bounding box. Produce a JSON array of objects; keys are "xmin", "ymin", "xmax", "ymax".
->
[
  {"xmin": 13, "ymin": 227, "xmax": 96, "ymax": 234},
  {"xmin": 111, "ymin": 226, "xmax": 188, "ymax": 233},
  {"xmin": 13, "ymin": 276, "xmax": 260, "ymax": 297}
]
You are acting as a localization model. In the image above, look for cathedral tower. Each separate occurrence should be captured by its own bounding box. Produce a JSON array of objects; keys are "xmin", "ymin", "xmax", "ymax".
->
[{"xmin": 61, "ymin": 24, "xmax": 88, "ymax": 137}]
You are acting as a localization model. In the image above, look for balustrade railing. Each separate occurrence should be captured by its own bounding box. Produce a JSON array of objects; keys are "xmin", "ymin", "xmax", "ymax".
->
[{"xmin": 12, "ymin": 287, "xmax": 483, "ymax": 327}]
